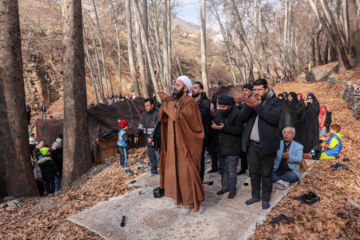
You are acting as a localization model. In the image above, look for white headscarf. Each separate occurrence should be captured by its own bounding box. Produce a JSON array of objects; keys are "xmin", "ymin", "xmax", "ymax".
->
[{"xmin": 176, "ymin": 76, "xmax": 193, "ymax": 94}]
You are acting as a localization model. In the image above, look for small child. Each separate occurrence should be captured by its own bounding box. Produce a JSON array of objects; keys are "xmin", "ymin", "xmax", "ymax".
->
[
  {"xmin": 117, "ymin": 120, "xmax": 129, "ymax": 168},
  {"xmin": 29, "ymin": 133, "xmax": 36, "ymax": 145},
  {"xmin": 320, "ymin": 124, "xmax": 343, "ymax": 160}
]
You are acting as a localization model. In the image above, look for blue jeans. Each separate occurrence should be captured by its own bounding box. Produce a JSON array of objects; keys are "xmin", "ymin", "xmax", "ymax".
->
[
  {"xmin": 273, "ymin": 170, "xmax": 298, "ymax": 183},
  {"xmin": 41, "ymin": 111, "xmax": 47, "ymax": 119},
  {"xmin": 219, "ymin": 155, "xmax": 239, "ymax": 193},
  {"xmin": 54, "ymin": 176, "xmax": 62, "ymax": 192}
]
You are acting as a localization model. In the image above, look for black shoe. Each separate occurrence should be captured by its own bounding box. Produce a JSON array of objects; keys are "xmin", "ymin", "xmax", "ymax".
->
[
  {"xmin": 228, "ymin": 192, "xmax": 236, "ymax": 199},
  {"xmin": 216, "ymin": 189, "xmax": 229, "ymax": 195},
  {"xmin": 208, "ymin": 169, "xmax": 218, "ymax": 173},
  {"xmin": 237, "ymin": 170, "xmax": 246, "ymax": 175}
]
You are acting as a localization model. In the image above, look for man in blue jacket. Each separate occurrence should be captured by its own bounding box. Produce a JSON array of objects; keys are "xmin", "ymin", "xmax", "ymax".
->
[
  {"xmin": 273, "ymin": 127, "xmax": 303, "ymax": 189},
  {"xmin": 239, "ymin": 79, "xmax": 282, "ymax": 209}
]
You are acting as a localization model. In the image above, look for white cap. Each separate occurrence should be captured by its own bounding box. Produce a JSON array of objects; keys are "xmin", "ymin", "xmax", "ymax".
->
[{"xmin": 176, "ymin": 76, "xmax": 193, "ymax": 94}]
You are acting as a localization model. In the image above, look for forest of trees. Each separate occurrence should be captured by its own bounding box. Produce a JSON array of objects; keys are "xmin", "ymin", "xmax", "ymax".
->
[{"xmin": 0, "ymin": 0, "xmax": 359, "ymax": 197}]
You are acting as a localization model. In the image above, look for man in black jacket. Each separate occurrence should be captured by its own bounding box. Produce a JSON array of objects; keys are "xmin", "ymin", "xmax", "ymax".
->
[
  {"xmin": 135, "ymin": 98, "xmax": 159, "ymax": 176},
  {"xmin": 212, "ymin": 94, "xmax": 243, "ymax": 199},
  {"xmin": 239, "ymin": 79, "xmax": 282, "ymax": 209},
  {"xmin": 192, "ymin": 81, "xmax": 211, "ymax": 182}
]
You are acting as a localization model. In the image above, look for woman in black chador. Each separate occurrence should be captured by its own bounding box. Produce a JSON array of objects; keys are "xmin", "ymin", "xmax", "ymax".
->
[
  {"xmin": 301, "ymin": 93, "xmax": 320, "ymax": 153},
  {"xmin": 278, "ymin": 92, "xmax": 292, "ymax": 139},
  {"xmin": 287, "ymin": 92, "xmax": 305, "ymax": 143}
]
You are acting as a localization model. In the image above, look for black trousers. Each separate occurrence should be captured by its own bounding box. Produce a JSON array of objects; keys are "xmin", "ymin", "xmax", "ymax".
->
[
  {"xmin": 240, "ymin": 150, "xmax": 248, "ymax": 171},
  {"xmin": 247, "ymin": 141, "xmax": 276, "ymax": 202},
  {"xmin": 209, "ymin": 134, "xmax": 218, "ymax": 171},
  {"xmin": 200, "ymin": 144, "xmax": 205, "ymax": 183}
]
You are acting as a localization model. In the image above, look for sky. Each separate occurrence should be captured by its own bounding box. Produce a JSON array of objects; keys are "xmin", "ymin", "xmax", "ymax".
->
[
  {"xmin": 173, "ymin": 0, "xmax": 201, "ymax": 25},
  {"xmin": 173, "ymin": 0, "xmax": 222, "ymax": 32}
]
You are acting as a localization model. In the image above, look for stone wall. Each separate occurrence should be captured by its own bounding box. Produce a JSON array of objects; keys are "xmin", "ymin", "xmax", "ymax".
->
[{"xmin": 341, "ymin": 81, "xmax": 360, "ymax": 120}]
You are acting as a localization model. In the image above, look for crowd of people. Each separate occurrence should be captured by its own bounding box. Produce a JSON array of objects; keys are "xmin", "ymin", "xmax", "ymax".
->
[
  {"xmin": 29, "ymin": 134, "xmax": 63, "ymax": 196},
  {"xmin": 134, "ymin": 76, "xmax": 344, "ymax": 214},
  {"xmin": 28, "ymin": 76, "xmax": 343, "ymax": 213}
]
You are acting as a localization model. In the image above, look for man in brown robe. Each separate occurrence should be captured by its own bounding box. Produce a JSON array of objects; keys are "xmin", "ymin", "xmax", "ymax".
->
[{"xmin": 158, "ymin": 76, "xmax": 205, "ymax": 213}]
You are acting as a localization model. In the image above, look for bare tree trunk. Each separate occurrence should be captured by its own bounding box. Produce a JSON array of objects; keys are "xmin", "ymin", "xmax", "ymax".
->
[
  {"xmin": 132, "ymin": 0, "xmax": 160, "ymax": 94},
  {"xmin": 349, "ymin": 0, "xmax": 360, "ymax": 64},
  {"xmin": 162, "ymin": 0, "xmax": 169, "ymax": 90},
  {"xmin": 151, "ymin": 0, "xmax": 164, "ymax": 86},
  {"xmin": 0, "ymin": 0, "xmax": 38, "ymax": 197},
  {"xmin": 309, "ymin": 0, "xmax": 351, "ymax": 73},
  {"xmin": 92, "ymin": 0, "xmax": 110, "ymax": 98},
  {"xmin": 84, "ymin": 13, "xmax": 105, "ymax": 102},
  {"xmin": 126, "ymin": 0, "xmax": 141, "ymax": 97},
  {"xmin": 84, "ymin": 26, "xmax": 100, "ymax": 104},
  {"xmin": 201, "ymin": 0, "xmax": 209, "ymax": 94},
  {"xmin": 172, "ymin": 42, "xmax": 183, "ymax": 76},
  {"xmin": 62, "ymin": 0, "xmax": 92, "ymax": 187},
  {"xmin": 111, "ymin": 0, "xmax": 122, "ymax": 96},
  {"xmin": 227, "ymin": 0, "xmax": 266, "ymax": 78},
  {"xmin": 134, "ymin": 0, "xmax": 149, "ymax": 98},
  {"xmin": 167, "ymin": 0, "xmax": 172, "ymax": 81},
  {"xmin": 314, "ymin": 28, "xmax": 322, "ymax": 66},
  {"xmin": 143, "ymin": 0, "xmax": 151, "ymax": 89},
  {"xmin": 324, "ymin": 39, "xmax": 330, "ymax": 64}
]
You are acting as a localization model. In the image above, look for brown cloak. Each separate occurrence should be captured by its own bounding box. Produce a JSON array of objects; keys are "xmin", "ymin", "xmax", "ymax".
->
[{"xmin": 158, "ymin": 95, "xmax": 205, "ymax": 212}]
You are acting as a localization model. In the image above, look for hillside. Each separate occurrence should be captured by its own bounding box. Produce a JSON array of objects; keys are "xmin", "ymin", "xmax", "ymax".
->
[{"xmin": 19, "ymin": 0, "xmax": 230, "ymax": 118}]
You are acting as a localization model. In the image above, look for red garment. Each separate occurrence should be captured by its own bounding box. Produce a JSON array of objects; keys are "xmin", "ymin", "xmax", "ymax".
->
[{"xmin": 319, "ymin": 105, "xmax": 327, "ymax": 129}]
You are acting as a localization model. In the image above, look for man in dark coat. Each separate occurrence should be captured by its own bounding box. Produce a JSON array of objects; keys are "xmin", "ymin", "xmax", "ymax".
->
[
  {"xmin": 135, "ymin": 98, "xmax": 159, "ymax": 176},
  {"xmin": 212, "ymin": 94, "xmax": 243, "ymax": 199},
  {"xmin": 301, "ymin": 93, "xmax": 320, "ymax": 153},
  {"xmin": 192, "ymin": 81, "xmax": 211, "ymax": 182},
  {"xmin": 239, "ymin": 79, "xmax": 282, "ymax": 209}
]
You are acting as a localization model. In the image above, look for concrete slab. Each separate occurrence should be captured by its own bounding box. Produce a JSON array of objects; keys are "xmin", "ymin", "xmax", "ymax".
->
[{"xmin": 69, "ymin": 161, "xmax": 317, "ymax": 239}]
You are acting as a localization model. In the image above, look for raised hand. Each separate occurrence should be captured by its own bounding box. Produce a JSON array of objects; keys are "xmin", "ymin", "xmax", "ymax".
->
[{"xmin": 157, "ymin": 91, "xmax": 171, "ymax": 103}]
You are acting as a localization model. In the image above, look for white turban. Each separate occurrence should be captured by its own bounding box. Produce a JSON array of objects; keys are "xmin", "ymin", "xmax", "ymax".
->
[{"xmin": 176, "ymin": 76, "xmax": 193, "ymax": 94}]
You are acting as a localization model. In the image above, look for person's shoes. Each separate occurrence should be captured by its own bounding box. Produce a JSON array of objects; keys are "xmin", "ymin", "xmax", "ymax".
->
[
  {"xmin": 343, "ymin": 158, "xmax": 350, "ymax": 162},
  {"xmin": 208, "ymin": 169, "xmax": 218, "ymax": 173},
  {"xmin": 126, "ymin": 169, "xmax": 134, "ymax": 176},
  {"xmin": 228, "ymin": 192, "xmax": 236, "ymax": 199},
  {"xmin": 245, "ymin": 197, "xmax": 260, "ymax": 205},
  {"xmin": 262, "ymin": 201, "xmax": 270, "ymax": 209},
  {"xmin": 277, "ymin": 180, "xmax": 290, "ymax": 188},
  {"xmin": 292, "ymin": 191, "xmax": 320, "ymax": 205},
  {"xmin": 148, "ymin": 173, "xmax": 158, "ymax": 178},
  {"xmin": 216, "ymin": 189, "xmax": 229, "ymax": 195},
  {"xmin": 237, "ymin": 169, "xmax": 247, "ymax": 175},
  {"xmin": 180, "ymin": 208, "xmax": 192, "ymax": 215},
  {"xmin": 274, "ymin": 183, "xmax": 286, "ymax": 190},
  {"xmin": 269, "ymin": 214, "xmax": 294, "ymax": 226}
]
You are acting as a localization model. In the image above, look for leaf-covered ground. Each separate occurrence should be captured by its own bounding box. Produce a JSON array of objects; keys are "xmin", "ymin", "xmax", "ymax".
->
[{"xmin": 0, "ymin": 148, "xmax": 148, "ymax": 239}]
